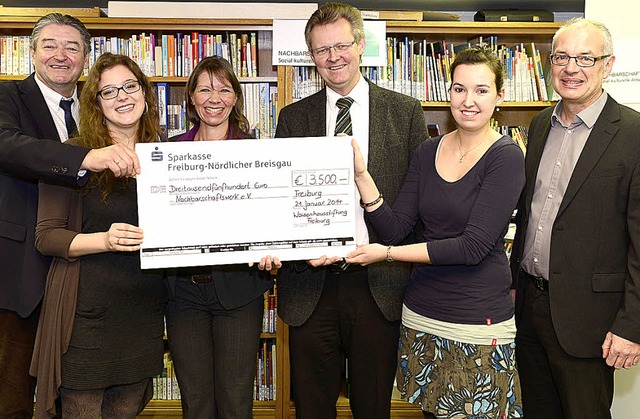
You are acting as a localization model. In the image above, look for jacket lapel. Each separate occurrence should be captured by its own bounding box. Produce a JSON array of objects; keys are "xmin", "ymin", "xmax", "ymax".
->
[
  {"xmin": 557, "ymin": 97, "xmax": 620, "ymax": 218},
  {"xmin": 367, "ymin": 81, "xmax": 383, "ymax": 168},
  {"xmin": 307, "ymin": 89, "xmax": 327, "ymax": 137},
  {"xmin": 524, "ymin": 111, "xmax": 552, "ymax": 216},
  {"xmin": 19, "ymin": 74, "xmax": 61, "ymax": 141}
]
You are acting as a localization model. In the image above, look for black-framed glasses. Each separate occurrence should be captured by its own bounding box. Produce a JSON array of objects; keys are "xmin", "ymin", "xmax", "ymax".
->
[
  {"xmin": 97, "ymin": 80, "xmax": 141, "ymax": 100},
  {"xmin": 310, "ymin": 40, "xmax": 356, "ymax": 57},
  {"xmin": 550, "ymin": 54, "xmax": 611, "ymax": 68}
]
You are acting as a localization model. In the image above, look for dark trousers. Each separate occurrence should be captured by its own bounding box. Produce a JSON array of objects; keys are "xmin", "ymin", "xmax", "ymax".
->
[
  {"xmin": 516, "ymin": 280, "xmax": 614, "ymax": 419},
  {"xmin": 0, "ymin": 307, "xmax": 39, "ymax": 419},
  {"xmin": 165, "ymin": 278, "xmax": 264, "ymax": 419},
  {"xmin": 289, "ymin": 268, "xmax": 400, "ymax": 419}
]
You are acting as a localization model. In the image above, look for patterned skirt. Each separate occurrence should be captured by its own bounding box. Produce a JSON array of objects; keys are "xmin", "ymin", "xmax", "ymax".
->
[{"xmin": 396, "ymin": 325, "xmax": 523, "ymax": 418}]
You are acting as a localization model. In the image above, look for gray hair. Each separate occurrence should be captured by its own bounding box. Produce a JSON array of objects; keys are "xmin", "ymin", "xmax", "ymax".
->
[
  {"xmin": 552, "ymin": 18, "xmax": 614, "ymax": 56},
  {"xmin": 304, "ymin": 2, "xmax": 364, "ymax": 50},
  {"xmin": 30, "ymin": 13, "xmax": 91, "ymax": 57}
]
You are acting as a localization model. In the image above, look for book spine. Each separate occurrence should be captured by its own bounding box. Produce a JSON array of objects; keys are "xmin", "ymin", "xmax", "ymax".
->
[
  {"xmin": 156, "ymin": 83, "xmax": 168, "ymax": 141},
  {"xmin": 250, "ymin": 32, "xmax": 258, "ymax": 77},
  {"xmin": 162, "ymin": 34, "xmax": 169, "ymax": 77}
]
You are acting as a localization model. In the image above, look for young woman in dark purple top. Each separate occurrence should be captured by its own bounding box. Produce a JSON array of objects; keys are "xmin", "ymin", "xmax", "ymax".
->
[
  {"xmin": 165, "ymin": 56, "xmax": 274, "ymax": 418},
  {"xmin": 346, "ymin": 46, "xmax": 525, "ymax": 418}
]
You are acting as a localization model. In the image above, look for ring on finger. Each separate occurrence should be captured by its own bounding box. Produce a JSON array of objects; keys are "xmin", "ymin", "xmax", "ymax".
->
[{"xmin": 117, "ymin": 237, "xmax": 121, "ymax": 245}]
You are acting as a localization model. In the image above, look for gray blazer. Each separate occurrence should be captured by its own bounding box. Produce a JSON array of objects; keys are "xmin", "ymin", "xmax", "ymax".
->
[
  {"xmin": 275, "ymin": 81, "xmax": 428, "ymax": 326},
  {"xmin": 511, "ymin": 95, "xmax": 640, "ymax": 357},
  {"xmin": 0, "ymin": 74, "xmax": 88, "ymax": 317}
]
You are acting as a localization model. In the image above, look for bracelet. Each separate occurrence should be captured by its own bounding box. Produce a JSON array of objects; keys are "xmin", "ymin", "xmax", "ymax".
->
[
  {"xmin": 360, "ymin": 193, "xmax": 383, "ymax": 208},
  {"xmin": 386, "ymin": 246, "xmax": 394, "ymax": 263}
]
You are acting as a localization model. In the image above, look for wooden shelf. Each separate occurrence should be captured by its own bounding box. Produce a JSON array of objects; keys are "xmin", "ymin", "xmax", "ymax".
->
[
  {"xmin": 386, "ymin": 21, "xmax": 562, "ymax": 36},
  {"xmin": 139, "ymin": 400, "xmax": 276, "ymax": 418},
  {"xmin": 422, "ymin": 101, "xmax": 556, "ymax": 108},
  {"xmin": 0, "ymin": 16, "xmax": 273, "ymax": 32},
  {"xmin": 0, "ymin": 75, "xmax": 277, "ymax": 83}
]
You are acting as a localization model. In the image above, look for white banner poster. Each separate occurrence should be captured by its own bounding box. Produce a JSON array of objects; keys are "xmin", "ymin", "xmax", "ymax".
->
[
  {"xmin": 272, "ymin": 19, "xmax": 387, "ymax": 66},
  {"xmin": 136, "ymin": 137, "xmax": 356, "ymax": 269}
]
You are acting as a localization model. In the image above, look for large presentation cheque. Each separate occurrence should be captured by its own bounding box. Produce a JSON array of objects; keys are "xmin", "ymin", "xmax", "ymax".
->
[{"xmin": 136, "ymin": 137, "xmax": 356, "ymax": 269}]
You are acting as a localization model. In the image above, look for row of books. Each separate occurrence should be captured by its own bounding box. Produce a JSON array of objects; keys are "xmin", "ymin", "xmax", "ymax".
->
[
  {"xmin": 255, "ymin": 338, "xmax": 277, "ymax": 401},
  {"xmin": 370, "ymin": 37, "xmax": 552, "ymax": 103},
  {"xmin": 88, "ymin": 32, "xmax": 259, "ymax": 79},
  {"xmin": 0, "ymin": 36, "xmax": 30, "ymax": 76},
  {"xmin": 491, "ymin": 120, "xmax": 529, "ymax": 154},
  {"xmin": 153, "ymin": 353, "xmax": 181, "ymax": 400},
  {"xmin": 241, "ymin": 82, "xmax": 278, "ymax": 140},
  {"xmin": 292, "ymin": 66, "xmax": 324, "ymax": 102},
  {"xmin": 156, "ymin": 82, "xmax": 277, "ymax": 141},
  {"xmin": 291, "ymin": 38, "xmax": 554, "ymax": 104},
  {"xmin": 262, "ymin": 287, "xmax": 277, "ymax": 334},
  {"xmin": 0, "ymin": 32, "xmax": 260, "ymax": 79}
]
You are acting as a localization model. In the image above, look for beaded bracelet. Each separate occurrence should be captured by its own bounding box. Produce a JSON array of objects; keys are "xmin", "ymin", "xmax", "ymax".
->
[{"xmin": 360, "ymin": 193, "xmax": 383, "ymax": 208}]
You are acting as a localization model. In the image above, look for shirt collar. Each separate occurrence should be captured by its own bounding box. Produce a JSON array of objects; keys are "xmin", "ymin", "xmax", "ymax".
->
[
  {"xmin": 33, "ymin": 73, "xmax": 78, "ymax": 104},
  {"xmin": 326, "ymin": 76, "xmax": 369, "ymax": 108},
  {"xmin": 551, "ymin": 90, "xmax": 608, "ymax": 129}
]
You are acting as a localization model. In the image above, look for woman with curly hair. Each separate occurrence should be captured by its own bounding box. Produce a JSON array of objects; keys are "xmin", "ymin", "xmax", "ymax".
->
[{"xmin": 31, "ymin": 53, "xmax": 165, "ymax": 418}]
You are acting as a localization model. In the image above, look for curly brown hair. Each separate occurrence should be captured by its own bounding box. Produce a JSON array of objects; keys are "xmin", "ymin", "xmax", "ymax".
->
[{"xmin": 77, "ymin": 53, "xmax": 160, "ymax": 200}]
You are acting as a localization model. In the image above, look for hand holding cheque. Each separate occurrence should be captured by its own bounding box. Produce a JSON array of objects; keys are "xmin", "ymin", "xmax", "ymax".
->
[
  {"xmin": 257, "ymin": 139, "xmax": 366, "ymax": 270},
  {"xmin": 136, "ymin": 137, "xmax": 357, "ymax": 269}
]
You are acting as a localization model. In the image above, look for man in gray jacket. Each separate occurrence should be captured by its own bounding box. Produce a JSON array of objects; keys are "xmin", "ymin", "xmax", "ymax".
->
[{"xmin": 274, "ymin": 3, "xmax": 427, "ymax": 418}]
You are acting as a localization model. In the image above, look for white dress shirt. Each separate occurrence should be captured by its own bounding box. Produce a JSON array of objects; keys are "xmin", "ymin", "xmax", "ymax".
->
[
  {"xmin": 325, "ymin": 76, "xmax": 371, "ymax": 245},
  {"xmin": 34, "ymin": 73, "xmax": 79, "ymax": 142}
]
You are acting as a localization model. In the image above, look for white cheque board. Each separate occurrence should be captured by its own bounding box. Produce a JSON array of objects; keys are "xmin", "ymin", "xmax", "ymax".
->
[{"xmin": 136, "ymin": 137, "xmax": 356, "ymax": 269}]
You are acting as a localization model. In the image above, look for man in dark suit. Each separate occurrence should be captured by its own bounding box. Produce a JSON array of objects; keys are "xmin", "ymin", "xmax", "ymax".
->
[
  {"xmin": 511, "ymin": 18, "xmax": 640, "ymax": 419},
  {"xmin": 273, "ymin": 3, "xmax": 427, "ymax": 418},
  {"xmin": 0, "ymin": 13, "xmax": 140, "ymax": 417}
]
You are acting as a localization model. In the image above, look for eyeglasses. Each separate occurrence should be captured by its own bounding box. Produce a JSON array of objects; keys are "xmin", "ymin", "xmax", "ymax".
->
[
  {"xmin": 310, "ymin": 40, "xmax": 357, "ymax": 57},
  {"xmin": 97, "ymin": 80, "xmax": 141, "ymax": 100},
  {"xmin": 550, "ymin": 54, "xmax": 611, "ymax": 68}
]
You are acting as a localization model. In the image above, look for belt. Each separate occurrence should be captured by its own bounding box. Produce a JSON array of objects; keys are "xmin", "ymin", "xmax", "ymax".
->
[
  {"xmin": 328, "ymin": 260, "xmax": 367, "ymax": 274},
  {"xmin": 178, "ymin": 266, "xmax": 214, "ymax": 284},
  {"xmin": 191, "ymin": 274, "xmax": 213, "ymax": 284},
  {"xmin": 523, "ymin": 271, "xmax": 548, "ymax": 291}
]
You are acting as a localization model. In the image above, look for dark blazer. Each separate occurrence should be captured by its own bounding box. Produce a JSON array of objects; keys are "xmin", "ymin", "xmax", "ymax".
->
[
  {"xmin": 0, "ymin": 74, "xmax": 88, "ymax": 317},
  {"xmin": 275, "ymin": 81, "xmax": 428, "ymax": 326},
  {"xmin": 511, "ymin": 95, "xmax": 640, "ymax": 357}
]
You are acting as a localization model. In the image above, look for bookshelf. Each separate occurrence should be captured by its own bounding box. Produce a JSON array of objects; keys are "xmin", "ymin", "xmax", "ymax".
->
[
  {"xmin": 0, "ymin": 15, "xmax": 560, "ymax": 418},
  {"xmin": 387, "ymin": 21, "xmax": 561, "ymax": 133}
]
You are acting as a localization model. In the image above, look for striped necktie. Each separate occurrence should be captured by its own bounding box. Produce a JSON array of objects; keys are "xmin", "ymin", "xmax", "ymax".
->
[
  {"xmin": 334, "ymin": 96, "xmax": 354, "ymax": 135},
  {"xmin": 59, "ymin": 98, "xmax": 78, "ymax": 139}
]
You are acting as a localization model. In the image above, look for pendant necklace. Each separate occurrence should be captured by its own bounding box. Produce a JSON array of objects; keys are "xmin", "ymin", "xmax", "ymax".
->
[{"xmin": 457, "ymin": 135, "xmax": 486, "ymax": 163}]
